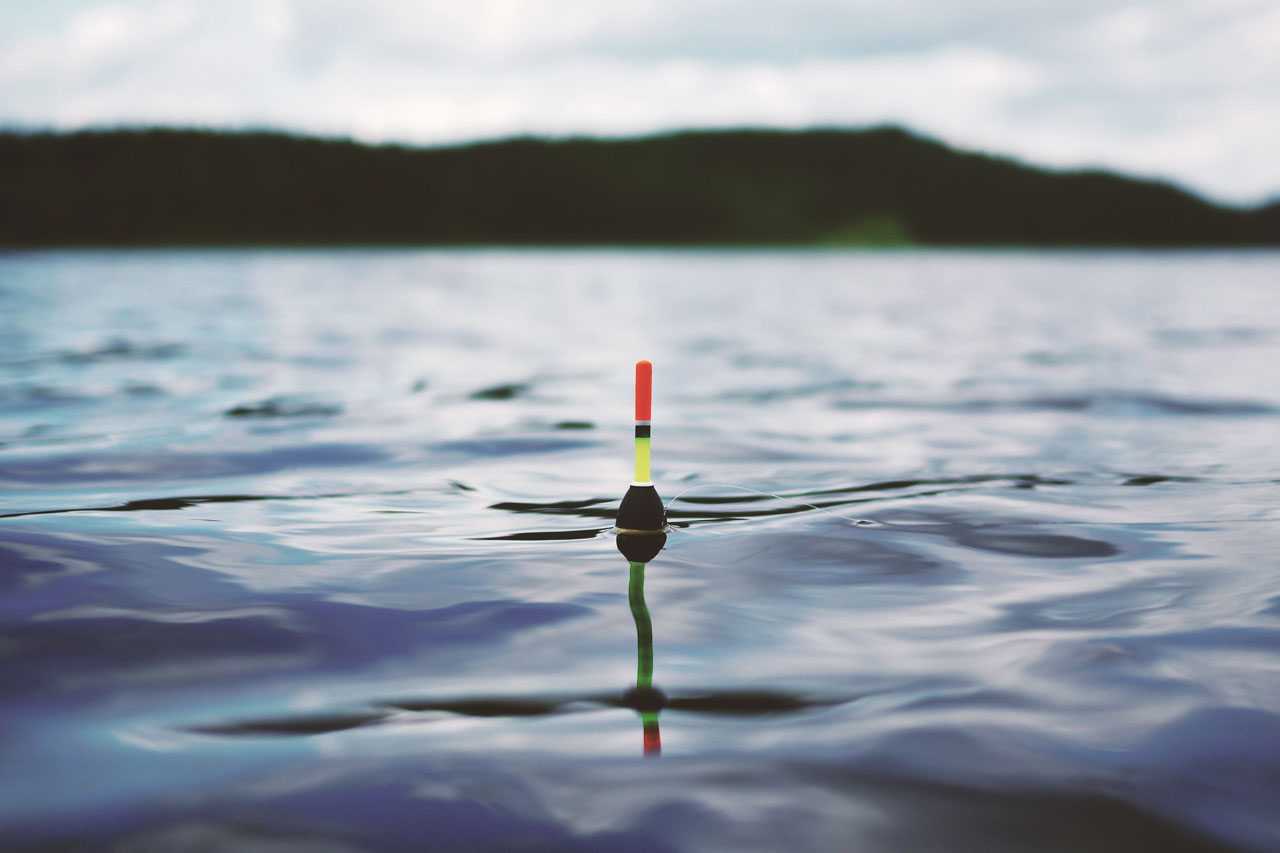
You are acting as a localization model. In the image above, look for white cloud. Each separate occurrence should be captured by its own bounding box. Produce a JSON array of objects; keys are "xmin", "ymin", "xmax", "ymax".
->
[{"xmin": 0, "ymin": 0, "xmax": 1276, "ymax": 203}]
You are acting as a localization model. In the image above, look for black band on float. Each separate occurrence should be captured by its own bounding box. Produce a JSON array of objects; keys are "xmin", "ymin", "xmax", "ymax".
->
[{"xmin": 635, "ymin": 424, "xmax": 651, "ymax": 438}]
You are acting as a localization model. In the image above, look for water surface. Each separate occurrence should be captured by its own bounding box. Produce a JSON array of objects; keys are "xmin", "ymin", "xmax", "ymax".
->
[{"xmin": 2, "ymin": 249, "xmax": 1278, "ymax": 851}]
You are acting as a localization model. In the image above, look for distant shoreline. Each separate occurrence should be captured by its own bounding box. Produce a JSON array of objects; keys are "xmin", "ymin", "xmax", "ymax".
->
[{"xmin": 3, "ymin": 126, "xmax": 1277, "ymax": 248}]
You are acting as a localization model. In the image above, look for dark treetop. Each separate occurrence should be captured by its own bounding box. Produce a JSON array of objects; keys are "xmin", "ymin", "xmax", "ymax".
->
[{"xmin": 2, "ymin": 126, "xmax": 1277, "ymax": 247}]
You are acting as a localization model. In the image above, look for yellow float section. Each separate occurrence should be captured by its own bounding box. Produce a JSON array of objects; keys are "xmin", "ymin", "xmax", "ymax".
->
[{"xmin": 634, "ymin": 436, "xmax": 651, "ymax": 483}]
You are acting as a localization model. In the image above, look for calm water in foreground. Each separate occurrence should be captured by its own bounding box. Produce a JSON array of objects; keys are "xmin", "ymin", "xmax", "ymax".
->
[{"xmin": 1, "ymin": 249, "xmax": 1278, "ymax": 851}]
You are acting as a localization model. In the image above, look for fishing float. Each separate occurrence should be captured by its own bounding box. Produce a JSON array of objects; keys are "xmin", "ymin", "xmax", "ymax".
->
[{"xmin": 615, "ymin": 360, "xmax": 667, "ymax": 564}]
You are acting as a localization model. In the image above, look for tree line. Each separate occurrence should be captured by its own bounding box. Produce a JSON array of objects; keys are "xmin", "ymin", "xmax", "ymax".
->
[{"xmin": 2, "ymin": 126, "xmax": 1276, "ymax": 246}]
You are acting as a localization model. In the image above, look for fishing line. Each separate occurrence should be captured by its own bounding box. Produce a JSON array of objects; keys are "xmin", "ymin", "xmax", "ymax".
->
[
  {"xmin": 664, "ymin": 483, "xmax": 877, "ymax": 527},
  {"xmin": 662, "ymin": 482, "xmax": 1274, "ymax": 530}
]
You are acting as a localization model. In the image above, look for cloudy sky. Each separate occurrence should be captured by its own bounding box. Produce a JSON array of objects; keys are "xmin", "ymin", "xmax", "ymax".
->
[{"xmin": 2, "ymin": 0, "xmax": 1277, "ymax": 204}]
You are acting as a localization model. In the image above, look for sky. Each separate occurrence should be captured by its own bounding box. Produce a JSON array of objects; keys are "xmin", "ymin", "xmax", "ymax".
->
[{"xmin": 2, "ymin": 0, "xmax": 1277, "ymax": 205}]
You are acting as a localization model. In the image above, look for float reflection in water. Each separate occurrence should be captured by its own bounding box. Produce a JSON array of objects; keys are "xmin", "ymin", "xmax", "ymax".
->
[{"xmin": 622, "ymin": 554, "xmax": 665, "ymax": 756}]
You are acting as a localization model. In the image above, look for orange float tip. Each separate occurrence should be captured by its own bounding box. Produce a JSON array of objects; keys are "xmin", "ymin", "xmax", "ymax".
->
[{"xmin": 635, "ymin": 360, "xmax": 652, "ymax": 422}]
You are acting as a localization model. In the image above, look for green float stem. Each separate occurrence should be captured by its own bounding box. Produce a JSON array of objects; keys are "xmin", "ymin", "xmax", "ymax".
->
[{"xmin": 628, "ymin": 561, "xmax": 653, "ymax": 689}]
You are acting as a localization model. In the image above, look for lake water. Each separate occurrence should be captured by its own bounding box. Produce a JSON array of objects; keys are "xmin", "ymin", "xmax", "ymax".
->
[{"xmin": 2, "ymin": 249, "xmax": 1278, "ymax": 851}]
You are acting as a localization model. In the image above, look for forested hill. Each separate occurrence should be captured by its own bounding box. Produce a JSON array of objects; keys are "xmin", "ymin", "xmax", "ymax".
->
[{"xmin": 2, "ymin": 126, "xmax": 1277, "ymax": 247}]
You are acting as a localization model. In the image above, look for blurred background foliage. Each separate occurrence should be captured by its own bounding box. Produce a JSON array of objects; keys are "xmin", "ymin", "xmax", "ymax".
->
[{"xmin": 3, "ymin": 126, "xmax": 1277, "ymax": 247}]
